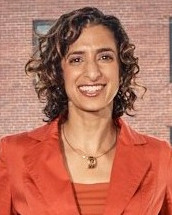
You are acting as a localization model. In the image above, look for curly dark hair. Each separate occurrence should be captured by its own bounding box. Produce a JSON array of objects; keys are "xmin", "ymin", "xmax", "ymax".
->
[{"xmin": 25, "ymin": 7, "xmax": 145, "ymax": 122}]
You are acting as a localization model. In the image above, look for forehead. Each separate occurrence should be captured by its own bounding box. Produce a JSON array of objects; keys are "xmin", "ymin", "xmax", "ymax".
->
[{"xmin": 67, "ymin": 24, "xmax": 117, "ymax": 52}]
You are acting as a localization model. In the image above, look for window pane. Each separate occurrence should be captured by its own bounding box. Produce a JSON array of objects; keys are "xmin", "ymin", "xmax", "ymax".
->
[{"xmin": 33, "ymin": 20, "xmax": 54, "ymax": 46}]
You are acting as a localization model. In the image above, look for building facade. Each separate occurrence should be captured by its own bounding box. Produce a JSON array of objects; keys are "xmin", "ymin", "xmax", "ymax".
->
[{"xmin": 1, "ymin": 0, "xmax": 172, "ymax": 142}]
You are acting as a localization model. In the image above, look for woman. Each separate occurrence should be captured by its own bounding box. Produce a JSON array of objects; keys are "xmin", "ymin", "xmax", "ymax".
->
[{"xmin": 0, "ymin": 7, "xmax": 171, "ymax": 215}]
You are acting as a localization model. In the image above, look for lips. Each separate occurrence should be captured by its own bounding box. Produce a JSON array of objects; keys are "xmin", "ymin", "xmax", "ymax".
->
[{"xmin": 78, "ymin": 84, "xmax": 106, "ymax": 97}]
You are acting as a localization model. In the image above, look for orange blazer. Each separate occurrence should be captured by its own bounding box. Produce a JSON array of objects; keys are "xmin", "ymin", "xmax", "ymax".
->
[{"xmin": 0, "ymin": 118, "xmax": 172, "ymax": 215}]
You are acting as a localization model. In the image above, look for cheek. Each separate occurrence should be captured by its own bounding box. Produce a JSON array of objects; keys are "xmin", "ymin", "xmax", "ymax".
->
[
  {"xmin": 62, "ymin": 66, "xmax": 73, "ymax": 85},
  {"xmin": 63, "ymin": 67, "xmax": 83, "ymax": 89},
  {"xmin": 62, "ymin": 71, "xmax": 77, "ymax": 96},
  {"xmin": 61, "ymin": 61, "xmax": 72, "ymax": 82},
  {"xmin": 109, "ymin": 65, "xmax": 119, "ymax": 83}
]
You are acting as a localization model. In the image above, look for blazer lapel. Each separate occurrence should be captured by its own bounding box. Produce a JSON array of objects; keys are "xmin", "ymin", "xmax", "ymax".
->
[
  {"xmin": 23, "ymin": 120, "xmax": 80, "ymax": 215},
  {"xmin": 23, "ymin": 118, "xmax": 151, "ymax": 215},
  {"xmin": 104, "ymin": 119, "xmax": 151, "ymax": 215}
]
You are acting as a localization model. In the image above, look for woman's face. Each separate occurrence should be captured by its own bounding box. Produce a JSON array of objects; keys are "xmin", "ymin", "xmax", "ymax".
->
[{"xmin": 61, "ymin": 24, "xmax": 119, "ymax": 114}]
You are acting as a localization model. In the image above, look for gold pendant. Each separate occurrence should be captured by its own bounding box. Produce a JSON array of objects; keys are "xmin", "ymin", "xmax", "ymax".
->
[{"xmin": 87, "ymin": 156, "xmax": 97, "ymax": 169}]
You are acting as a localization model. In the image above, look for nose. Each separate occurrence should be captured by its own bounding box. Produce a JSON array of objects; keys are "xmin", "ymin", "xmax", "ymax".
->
[{"xmin": 84, "ymin": 60, "xmax": 102, "ymax": 81}]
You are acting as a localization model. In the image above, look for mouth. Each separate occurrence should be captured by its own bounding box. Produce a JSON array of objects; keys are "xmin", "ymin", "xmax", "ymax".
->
[{"xmin": 78, "ymin": 84, "xmax": 106, "ymax": 97}]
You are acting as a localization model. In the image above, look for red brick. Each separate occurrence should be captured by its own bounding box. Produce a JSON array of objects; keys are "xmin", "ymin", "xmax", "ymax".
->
[{"xmin": 0, "ymin": 0, "xmax": 172, "ymax": 142}]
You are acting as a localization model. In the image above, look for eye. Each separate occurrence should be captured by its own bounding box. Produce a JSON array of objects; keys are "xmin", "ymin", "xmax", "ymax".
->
[
  {"xmin": 69, "ymin": 56, "xmax": 83, "ymax": 64},
  {"xmin": 99, "ymin": 53, "xmax": 114, "ymax": 62}
]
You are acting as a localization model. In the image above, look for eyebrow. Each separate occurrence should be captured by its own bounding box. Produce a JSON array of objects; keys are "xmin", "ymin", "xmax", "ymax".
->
[
  {"xmin": 96, "ymin": 48, "xmax": 117, "ymax": 55},
  {"xmin": 66, "ymin": 47, "xmax": 117, "ymax": 59}
]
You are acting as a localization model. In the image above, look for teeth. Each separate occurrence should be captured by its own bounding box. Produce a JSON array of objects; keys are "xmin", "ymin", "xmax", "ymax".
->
[{"xmin": 79, "ymin": 85, "xmax": 104, "ymax": 92}]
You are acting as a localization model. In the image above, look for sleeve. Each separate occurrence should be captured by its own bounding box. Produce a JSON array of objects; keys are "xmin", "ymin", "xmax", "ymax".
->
[
  {"xmin": 159, "ymin": 149, "xmax": 172, "ymax": 215},
  {"xmin": 0, "ymin": 137, "xmax": 13, "ymax": 215}
]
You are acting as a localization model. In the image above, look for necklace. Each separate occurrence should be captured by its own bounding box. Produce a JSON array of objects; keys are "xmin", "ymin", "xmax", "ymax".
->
[{"xmin": 62, "ymin": 124, "xmax": 116, "ymax": 169}]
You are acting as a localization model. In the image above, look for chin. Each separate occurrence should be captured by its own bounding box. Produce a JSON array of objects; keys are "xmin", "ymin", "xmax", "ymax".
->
[
  {"xmin": 79, "ymin": 103, "xmax": 112, "ymax": 114},
  {"xmin": 68, "ymin": 98, "xmax": 114, "ymax": 114}
]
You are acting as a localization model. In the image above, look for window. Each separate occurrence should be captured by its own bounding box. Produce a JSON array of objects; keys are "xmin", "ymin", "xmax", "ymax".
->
[
  {"xmin": 33, "ymin": 20, "xmax": 54, "ymax": 46},
  {"xmin": 170, "ymin": 18, "xmax": 172, "ymax": 82}
]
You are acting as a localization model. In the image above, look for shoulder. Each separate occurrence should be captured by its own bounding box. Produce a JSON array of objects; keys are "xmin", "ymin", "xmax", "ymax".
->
[
  {"xmin": 137, "ymin": 131, "xmax": 172, "ymax": 162},
  {"xmin": 118, "ymin": 118, "xmax": 172, "ymax": 158},
  {"xmin": 0, "ymin": 125, "xmax": 44, "ymax": 146},
  {"xmin": 134, "ymin": 126, "xmax": 171, "ymax": 154},
  {"xmin": 141, "ymin": 132, "xmax": 171, "ymax": 150},
  {"xmin": 0, "ymin": 118, "xmax": 59, "ymax": 151}
]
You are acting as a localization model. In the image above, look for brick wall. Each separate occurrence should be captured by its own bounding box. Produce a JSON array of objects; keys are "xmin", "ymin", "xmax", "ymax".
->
[{"xmin": 1, "ymin": 0, "xmax": 172, "ymax": 141}]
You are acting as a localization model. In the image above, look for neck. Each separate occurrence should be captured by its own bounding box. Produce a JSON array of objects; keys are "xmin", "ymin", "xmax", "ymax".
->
[{"xmin": 61, "ymin": 105, "xmax": 117, "ymax": 154}]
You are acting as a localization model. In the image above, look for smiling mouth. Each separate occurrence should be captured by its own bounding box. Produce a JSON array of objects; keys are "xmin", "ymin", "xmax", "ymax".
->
[{"xmin": 78, "ymin": 84, "xmax": 106, "ymax": 97}]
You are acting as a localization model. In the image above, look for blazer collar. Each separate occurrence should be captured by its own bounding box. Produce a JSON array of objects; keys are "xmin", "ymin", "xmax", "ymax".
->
[
  {"xmin": 105, "ymin": 119, "xmax": 150, "ymax": 214},
  {"xmin": 24, "ymin": 118, "xmax": 150, "ymax": 215},
  {"xmin": 24, "ymin": 118, "xmax": 80, "ymax": 215}
]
